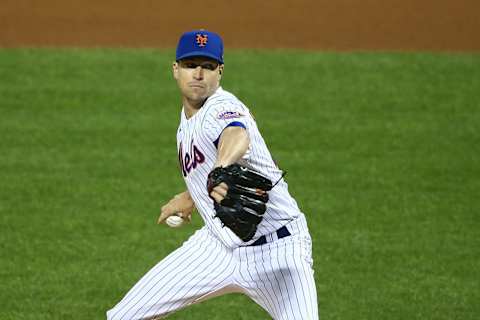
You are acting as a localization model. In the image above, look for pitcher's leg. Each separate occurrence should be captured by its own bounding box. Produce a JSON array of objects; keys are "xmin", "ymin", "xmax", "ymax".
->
[
  {"xmin": 107, "ymin": 229, "xmax": 236, "ymax": 320},
  {"xmin": 237, "ymin": 234, "xmax": 318, "ymax": 320}
]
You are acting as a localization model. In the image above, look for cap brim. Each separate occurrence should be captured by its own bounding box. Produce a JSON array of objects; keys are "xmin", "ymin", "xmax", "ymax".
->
[{"xmin": 176, "ymin": 51, "xmax": 223, "ymax": 64}]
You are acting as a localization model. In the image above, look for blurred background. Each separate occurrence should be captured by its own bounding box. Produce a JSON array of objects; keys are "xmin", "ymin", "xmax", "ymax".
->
[{"xmin": 1, "ymin": 1, "xmax": 479, "ymax": 320}]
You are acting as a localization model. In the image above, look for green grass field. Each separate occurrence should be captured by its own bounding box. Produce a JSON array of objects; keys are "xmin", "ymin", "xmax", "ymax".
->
[{"xmin": 0, "ymin": 49, "xmax": 479, "ymax": 319}]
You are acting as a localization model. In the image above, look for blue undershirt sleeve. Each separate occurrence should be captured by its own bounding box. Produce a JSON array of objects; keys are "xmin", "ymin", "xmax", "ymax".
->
[{"xmin": 213, "ymin": 121, "xmax": 247, "ymax": 148}]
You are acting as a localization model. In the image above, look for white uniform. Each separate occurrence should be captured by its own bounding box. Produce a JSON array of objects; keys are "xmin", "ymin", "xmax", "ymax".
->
[{"xmin": 107, "ymin": 87, "xmax": 318, "ymax": 319}]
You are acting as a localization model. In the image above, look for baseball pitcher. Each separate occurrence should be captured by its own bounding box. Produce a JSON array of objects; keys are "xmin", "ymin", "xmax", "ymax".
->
[{"xmin": 107, "ymin": 30, "xmax": 319, "ymax": 320}]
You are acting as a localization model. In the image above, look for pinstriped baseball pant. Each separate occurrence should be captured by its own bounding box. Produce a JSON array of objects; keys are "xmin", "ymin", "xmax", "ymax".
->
[{"xmin": 106, "ymin": 216, "xmax": 318, "ymax": 319}]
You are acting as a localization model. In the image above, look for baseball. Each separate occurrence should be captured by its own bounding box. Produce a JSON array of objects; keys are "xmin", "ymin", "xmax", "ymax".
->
[{"xmin": 166, "ymin": 215, "xmax": 185, "ymax": 228}]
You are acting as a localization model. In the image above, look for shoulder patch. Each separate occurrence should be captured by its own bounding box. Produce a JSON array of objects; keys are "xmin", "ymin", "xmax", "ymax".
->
[{"xmin": 217, "ymin": 110, "xmax": 244, "ymax": 120}]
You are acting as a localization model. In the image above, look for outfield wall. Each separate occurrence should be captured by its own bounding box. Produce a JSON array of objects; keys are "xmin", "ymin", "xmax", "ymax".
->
[{"xmin": 1, "ymin": 0, "xmax": 479, "ymax": 51}]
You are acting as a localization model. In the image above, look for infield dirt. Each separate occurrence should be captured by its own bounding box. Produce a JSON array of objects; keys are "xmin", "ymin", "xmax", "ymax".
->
[{"xmin": 1, "ymin": 0, "xmax": 479, "ymax": 50}]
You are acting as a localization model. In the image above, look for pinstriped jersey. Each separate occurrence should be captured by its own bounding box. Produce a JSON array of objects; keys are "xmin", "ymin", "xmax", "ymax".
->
[{"xmin": 177, "ymin": 87, "xmax": 304, "ymax": 248}]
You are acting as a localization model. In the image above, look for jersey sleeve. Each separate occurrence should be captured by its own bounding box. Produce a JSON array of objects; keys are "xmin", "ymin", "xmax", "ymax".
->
[{"xmin": 202, "ymin": 99, "xmax": 256, "ymax": 149}]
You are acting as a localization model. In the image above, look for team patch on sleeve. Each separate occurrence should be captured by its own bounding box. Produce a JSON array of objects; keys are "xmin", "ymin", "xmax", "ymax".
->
[{"xmin": 217, "ymin": 110, "xmax": 244, "ymax": 120}]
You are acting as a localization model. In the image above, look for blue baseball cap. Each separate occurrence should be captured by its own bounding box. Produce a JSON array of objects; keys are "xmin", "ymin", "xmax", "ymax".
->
[{"xmin": 176, "ymin": 30, "xmax": 224, "ymax": 64}]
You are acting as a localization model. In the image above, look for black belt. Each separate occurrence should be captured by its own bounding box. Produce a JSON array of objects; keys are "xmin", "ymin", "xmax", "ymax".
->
[{"xmin": 250, "ymin": 226, "xmax": 291, "ymax": 246}]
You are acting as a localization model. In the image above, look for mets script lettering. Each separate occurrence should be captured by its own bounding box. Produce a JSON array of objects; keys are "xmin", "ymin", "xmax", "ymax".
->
[{"xmin": 178, "ymin": 140, "xmax": 206, "ymax": 177}]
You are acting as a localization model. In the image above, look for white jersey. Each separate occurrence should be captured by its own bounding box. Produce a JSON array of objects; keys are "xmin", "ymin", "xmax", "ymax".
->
[
  {"xmin": 177, "ymin": 87, "xmax": 303, "ymax": 248},
  {"xmin": 107, "ymin": 87, "xmax": 318, "ymax": 320}
]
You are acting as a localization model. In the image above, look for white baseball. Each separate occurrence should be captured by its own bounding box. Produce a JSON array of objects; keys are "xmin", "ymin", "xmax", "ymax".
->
[{"xmin": 166, "ymin": 215, "xmax": 185, "ymax": 228}]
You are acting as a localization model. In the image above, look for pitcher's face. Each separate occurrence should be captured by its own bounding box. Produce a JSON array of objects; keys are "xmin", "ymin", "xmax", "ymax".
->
[{"xmin": 173, "ymin": 57, "xmax": 223, "ymax": 104}]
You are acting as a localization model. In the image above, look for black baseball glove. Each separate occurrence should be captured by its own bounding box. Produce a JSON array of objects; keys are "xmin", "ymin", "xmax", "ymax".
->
[{"xmin": 207, "ymin": 164, "xmax": 273, "ymax": 242}]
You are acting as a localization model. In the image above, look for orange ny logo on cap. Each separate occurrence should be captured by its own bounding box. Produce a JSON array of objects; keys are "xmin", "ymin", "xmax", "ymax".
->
[{"xmin": 196, "ymin": 34, "xmax": 208, "ymax": 47}]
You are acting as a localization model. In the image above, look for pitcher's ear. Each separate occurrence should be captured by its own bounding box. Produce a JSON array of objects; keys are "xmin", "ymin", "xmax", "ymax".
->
[{"xmin": 173, "ymin": 62, "xmax": 179, "ymax": 79}]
